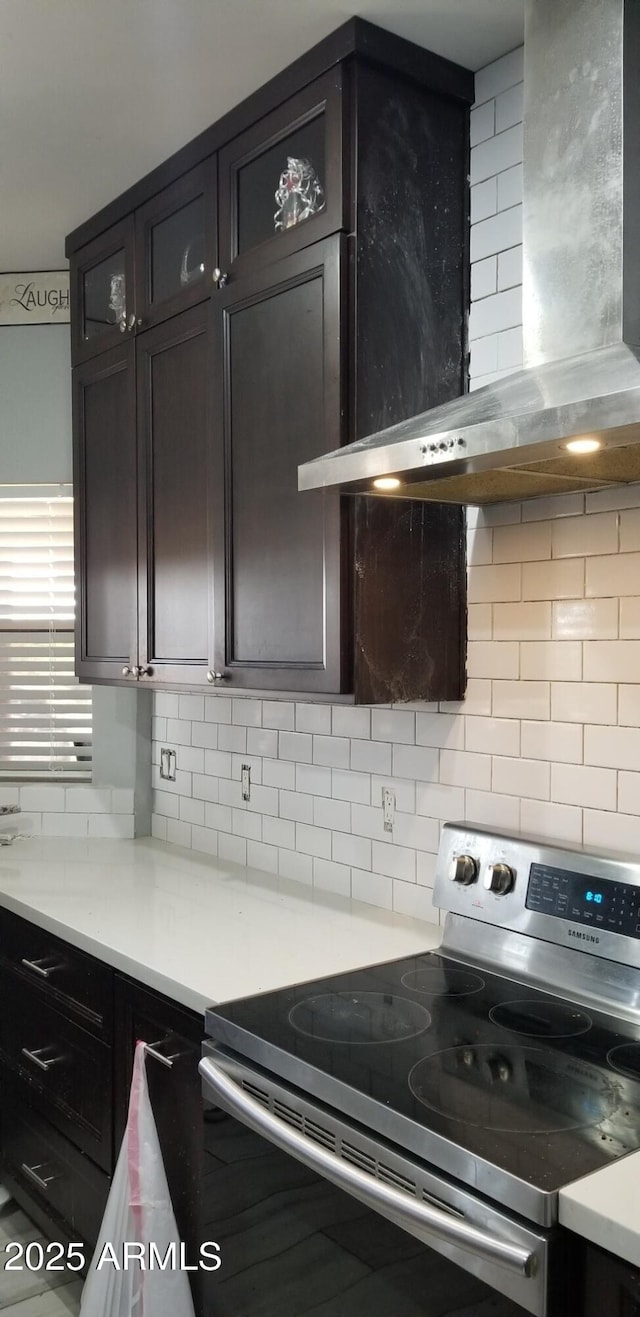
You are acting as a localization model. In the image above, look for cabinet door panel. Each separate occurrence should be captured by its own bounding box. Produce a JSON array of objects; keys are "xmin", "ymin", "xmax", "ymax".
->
[
  {"xmin": 73, "ymin": 343, "xmax": 138, "ymax": 682},
  {"xmin": 214, "ymin": 236, "xmax": 347, "ymax": 692},
  {"xmin": 219, "ymin": 69, "xmax": 347, "ymax": 278},
  {"xmin": 70, "ymin": 217, "xmax": 135, "ymax": 364},
  {"xmin": 135, "ymin": 158, "xmax": 217, "ymax": 330},
  {"xmin": 137, "ymin": 303, "xmax": 217, "ymax": 684}
]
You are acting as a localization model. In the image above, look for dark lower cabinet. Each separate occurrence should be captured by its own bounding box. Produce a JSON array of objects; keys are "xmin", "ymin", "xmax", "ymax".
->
[{"xmin": 581, "ymin": 1237, "xmax": 640, "ymax": 1316}]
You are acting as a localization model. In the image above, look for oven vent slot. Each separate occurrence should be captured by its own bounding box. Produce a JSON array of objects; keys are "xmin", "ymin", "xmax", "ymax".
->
[
  {"xmin": 273, "ymin": 1099, "xmax": 304, "ymax": 1131},
  {"xmin": 341, "ymin": 1142, "xmax": 377, "ymax": 1175},
  {"xmin": 241, "ymin": 1079, "xmax": 270, "ymax": 1108},
  {"xmin": 303, "ymin": 1118, "xmax": 336, "ymax": 1150},
  {"xmin": 377, "ymin": 1164, "xmax": 417, "ymax": 1196}
]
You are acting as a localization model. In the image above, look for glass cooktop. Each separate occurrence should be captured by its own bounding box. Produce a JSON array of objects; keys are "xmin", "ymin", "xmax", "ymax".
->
[{"xmin": 206, "ymin": 949, "xmax": 640, "ymax": 1217}]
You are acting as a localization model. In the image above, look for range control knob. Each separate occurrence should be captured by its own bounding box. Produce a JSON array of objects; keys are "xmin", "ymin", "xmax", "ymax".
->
[
  {"xmin": 448, "ymin": 854, "xmax": 478, "ymax": 886},
  {"xmin": 484, "ymin": 862, "xmax": 515, "ymax": 896}
]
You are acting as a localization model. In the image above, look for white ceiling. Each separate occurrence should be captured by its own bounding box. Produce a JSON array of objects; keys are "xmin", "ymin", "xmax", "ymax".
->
[{"xmin": 0, "ymin": 0, "xmax": 524, "ymax": 270}]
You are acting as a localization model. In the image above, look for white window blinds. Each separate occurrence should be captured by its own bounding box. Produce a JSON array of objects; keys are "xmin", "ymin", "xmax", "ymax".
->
[{"xmin": 0, "ymin": 491, "xmax": 91, "ymax": 778}]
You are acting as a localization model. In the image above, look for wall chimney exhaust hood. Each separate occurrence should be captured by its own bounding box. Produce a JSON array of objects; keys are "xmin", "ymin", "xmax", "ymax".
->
[{"xmin": 299, "ymin": 0, "xmax": 640, "ymax": 505}]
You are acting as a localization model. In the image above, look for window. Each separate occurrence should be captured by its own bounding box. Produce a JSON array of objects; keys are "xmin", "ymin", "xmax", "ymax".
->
[{"xmin": 0, "ymin": 487, "xmax": 91, "ymax": 778}]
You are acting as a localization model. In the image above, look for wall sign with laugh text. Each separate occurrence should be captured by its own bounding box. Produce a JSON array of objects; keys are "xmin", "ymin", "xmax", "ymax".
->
[{"xmin": 0, "ymin": 272, "xmax": 70, "ymax": 325}]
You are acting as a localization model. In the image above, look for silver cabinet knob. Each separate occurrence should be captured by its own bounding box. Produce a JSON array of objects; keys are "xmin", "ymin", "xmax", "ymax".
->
[
  {"xmin": 122, "ymin": 666, "xmax": 133, "ymax": 677},
  {"xmin": 483, "ymin": 863, "xmax": 515, "ymax": 896},
  {"xmin": 136, "ymin": 317, "xmax": 144, "ymax": 328},
  {"xmin": 448, "ymin": 854, "xmax": 478, "ymax": 886},
  {"xmin": 127, "ymin": 313, "xmax": 137, "ymax": 331},
  {"xmin": 134, "ymin": 666, "xmax": 153, "ymax": 678},
  {"xmin": 212, "ymin": 268, "xmax": 229, "ymax": 288},
  {"xmin": 207, "ymin": 670, "xmax": 227, "ymax": 682}
]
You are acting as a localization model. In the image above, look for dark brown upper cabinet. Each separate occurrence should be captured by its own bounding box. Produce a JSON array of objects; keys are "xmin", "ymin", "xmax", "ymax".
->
[
  {"xmin": 218, "ymin": 68, "xmax": 346, "ymax": 281},
  {"xmin": 136, "ymin": 303, "xmax": 218, "ymax": 687},
  {"xmin": 71, "ymin": 217, "xmax": 135, "ymax": 364},
  {"xmin": 134, "ymin": 158, "xmax": 217, "ymax": 331},
  {"xmin": 67, "ymin": 20, "xmax": 474, "ymax": 702},
  {"xmin": 73, "ymin": 341, "xmax": 138, "ymax": 682},
  {"xmin": 212, "ymin": 236, "xmax": 346, "ymax": 693}
]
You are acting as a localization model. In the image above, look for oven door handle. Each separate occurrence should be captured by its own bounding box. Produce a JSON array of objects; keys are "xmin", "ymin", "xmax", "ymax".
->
[{"xmin": 199, "ymin": 1055, "xmax": 537, "ymax": 1280}]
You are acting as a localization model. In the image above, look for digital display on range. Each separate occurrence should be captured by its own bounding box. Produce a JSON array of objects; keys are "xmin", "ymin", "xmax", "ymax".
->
[{"xmin": 526, "ymin": 863, "xmax": 640, "ymax": 938}]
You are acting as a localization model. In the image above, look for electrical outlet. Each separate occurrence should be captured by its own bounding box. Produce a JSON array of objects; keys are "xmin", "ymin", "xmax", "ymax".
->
[
  {"xmin": 382, "ymin": 787, "xmax": 395, "ymax": 834},
  {"xmin": 241, "ymin": 763, "xmax": 251, "ymax": 802},
  {"xmin": 160, "ymin": 747, "xmax": 176, "ymax": 781}
]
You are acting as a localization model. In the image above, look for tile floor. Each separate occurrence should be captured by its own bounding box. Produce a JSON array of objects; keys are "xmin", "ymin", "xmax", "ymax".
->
[{"xmin": 0, "ymin": 1197, "xmax": 81, "ymax": 1316}]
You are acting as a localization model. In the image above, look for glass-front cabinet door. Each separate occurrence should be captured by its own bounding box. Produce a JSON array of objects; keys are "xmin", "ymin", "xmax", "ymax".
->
[
  {"xmin": 135, "ymin": 158, "xmax": 217, "ymax": 330},
  {"xmin": 219, "ymin": 69, "xmax": 346, "ymax": 280},
  {"xmin": 70, "ymin": 217, "xmax": 135, "ymax": 364}
]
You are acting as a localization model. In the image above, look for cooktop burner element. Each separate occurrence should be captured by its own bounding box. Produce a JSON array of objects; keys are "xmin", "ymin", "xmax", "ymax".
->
[
  {"xmin": 401, "ymin": 958, "xmax": 485, "ymax": 997},
  {"xmin": 288, "ymin": 991, "xmax": 431, "ymax": 1044},
  {"xmin": 489, "ymin": 998, "xmax": 592, "ymax": 1038},
  {"xmin": 607, "ymin": 1042, "xmax": 640, "ymax": 1080},
  {"xmin": 408, "ymin": 1044, "xmax": 619, "ymax": 1134}
]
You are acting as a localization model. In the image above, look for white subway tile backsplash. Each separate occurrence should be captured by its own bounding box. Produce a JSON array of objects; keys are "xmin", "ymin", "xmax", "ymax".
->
[
  {"xmin": 522, "ymin": 493, "xmax": 584, "ymax": 522},
  {"xmin": 587, "ymin": 553, "xmax": 640, "ymax": 598},
  {"xmin": 440, "ymin": 749, "xmax": 491, "ymax": 790},
  {"xmin": 192, "ymin": 774, "xmax": 220, "ymax": 804},
  {"xmin": 262, "ymin": 700, "xmax": 294, "ymax": 730},
  {"xmin": 263, "ymin": 816, "xmax": 295, "ymax": 849},
  {"xmin": 232, "ymin": 808, "xmax": 262, "ymax": 841},
  {"xmin": 470, "ymin": 204, "xmax": 522, "ymax": 262},
  {"xmin": 262, "ymin": 758, "xmax": 295, "ymax": 790},
  {"xmin": 247, "ymin": 840, "xmax": 279, "ymax": 874},
  {"xmin": 441, "ymin": 679, "xmax": 492, "ymax": 716},
  {"xmin": 497, "ymin": 324, "xmax": 523, "ymax": 368},
  {"xmin": 619, "ymin": 598, "xmax": 640, "ymax": 639},
  {"xmin": 391, "ymin": 812, "xmax": 439, "ymax": 853},
  {"xmin": 166, "ymin": 718, "xmax": 192, "ymax": 746},
  {"xmin": 552, "ymin": 512, "xmax": 618, "ymax": 559},
  {"xmin": 218, "ymin": 724, "xmax": 247, "ymax": 753},
  {"xmin": 333, "ymin": 831, "xmax": 372, "ymax": 870},
  {"xmin": 232, "ymin": 698, "xmax": 262, "ymax": 726},
  {"xmin": 247, "ymin": 727, "xmax": 279, "ymax": 758},
  {"xmin": 179, "ymin": 695, "xmax": 204, "ymax": 722},
  {"xmin": 313, "ymin": 858, "xmax": 351, "ymax": 896},
  {"xmin": 465, "ymin": 789, "xmax": 520, "ymax": 830},
  {"xmin": 493, "ymin": 520, "xmax": 551, "ymax": 563},
  {"xmin": 520, "ymin": 642, "xmax": 582, "ymax": 681},
  {"xmin": 351, "ymin": 868, "xmax": 393, "ymax": 910},
  {"xmin": 519, "ymin": 798, "xmax": 582, "ymax": 843},
  {"xmin": 191, "ymin": 722, "xmax": 220, "ymax": 750},
  {"xmin": 392, "ymin": 880, "xmax": 439, "ymax": 924},
  {"xmin": 551, "ymin": 763, "xmax": 617, "ymax": 811},
  {"xmin": 468, "ymin": 641, "xmax": 519, "ymax": 680},
  {"xmin": 219, "ymin": 832, "xmax": 247, "ymax": 865},
  {"xmin": 587, "ymin": 484, "xmax": 640, "ymax": 513},
  {"xmin": 296, "ymin": 822, "xmax": 331, "ymax": 860},
  {"xmin": 617, "ymin": 772, "xmax": 640, "ymax": 817},
  {"xmin": 372, "ymin": 840, "xmax": 416, "ymax": 882},
  {"xmin": 492, "ymin": 756, "xmax": 550, "ymax": 800},
  {"xmin": 469, "ymin": 286, "xmax": 522, "ymax": 340},
  {"xmin": 371, "ymin": 708, "xmax": 415, "ymax": 744},
  {"xmin": 521, "ymin": 720, "xmax": 582, "ymax": 765},
  {"xmin": 493, "ymin": 601, "xmax": 551, "ymax": 640},
  {"xmin": 280, "ymin": 790, "xmax": 314, "ymax": 824},
  {"xmin": 470, "ymin": 177, "xmax": 498, "ymax": 224},
  {"xmin": 371, "ymin": 775, "xmax": 416, "ymax": 813},
  {"xmin": 470, "ymin": 258, "xmax": 498, "ymax": 305},
  {"xmin": 313, "ymin": 796, "xmax": 351, "ymax": 832},
  {"xmin": 471, "ymin": 126, "xmax": 523, "ymax": 186},
  {"xmin": 618, "ymin": 686, "xmax": 640, "ymax": 727},
  {"xmin": 470, "ymin": 98, "xmax": 495, "ymax": 146},
  {"xmin": 179, "ymin": 797, "xmax": 205, "ymax": 826},
  {"xmin": 468, "ymin": 563, "xmax": 521, "ymax": 603},
  {"xmin": 296, "ymin": 703, "xmax": 332, "ymax": 734},
  {"xmin": 332, "ymin": 706, "xmax": 370, "ymax": 739},
  {"xmin": 166, "ymin": 818, "xmax": 192, "ymax": 848},
  {"xmin": 43, "ymin": 813, "xmax": 89, "ymax": 837},
  {"xmin": 584, "ymin": 641, "xmax": 640, "ymax": 683},
  {"xmin": 279, "ymin": 731, "xmax": 313, "ymax": 762},
  {"xmin": 497, "ymin": 163, "xmax": 523, "ymax": 212},
  {"xmin": 278, "ymin": 848, "xmax": 312, "ymax": 884},
  {"xmin": 474, "ymin": 47, "xmax": 523, "ymax": 104},
  {"xmin": 393, "ymin": 744, "xmax": 439, "ymax": 782},
  {"xmin": 583, "ymin": 810, "xmax": 640, "ymax": 853},
  {"xmin": 495, "ymin": 81, "xmax": 523, "ymax": 132},
  {"xmin": 313, "ymin": 734, "xmax": 350, "ymax": 769},
  {"xmin": 619, "ymin": 509, "xmax": 640, "ymax": 552},
  {"xmin": 465, "ymin": 716, "xmax": 520, "ymax": 757},
  {"xmin": 584, "ymin": 724, "xmax": 640, "ymax": 772},
  {"xmin": 351, "ymin": 738, "xmax": 392, "ymax": 775},
  {"xmin": 204, "ymin": 696, "xmax": 232, "ymax": 724},
  {"xmin": 176, "ymin": 745, "xmax": 205, "ymax": 774},
  {"xmin": 552, "ymin": 598, "xmax": 618, "ymax": 640},
  {"xmin": 416, "ymin": 712, "xmax": 465, "ymax": 749},
  {"xmin": 522, "ymin": 559, "xmax": 584, "ymax": 601},
  {"xmin": 332, "ymin": 768, "xmax": 371, "ymax": 804},
  {"xmin": 492, "ymin": 681, "xmax": 550, "ymax": 720},
  {"xmin": 468, "ymin": 604, "xmax": 493, "ymax": 641},
  {"xmin": 296, "ymin": 762, "xmax": 332, "ymax": 798},
  {"xmin": 205, "ymin": 803, "xmax": 232, "ymax": 832},
  {"xmin": 551, "ymin": 682, "xmax": 617, "ymax": 725}
]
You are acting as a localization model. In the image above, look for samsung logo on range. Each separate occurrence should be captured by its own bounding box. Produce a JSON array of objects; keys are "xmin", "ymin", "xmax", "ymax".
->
[{"xmin": 567, "ymin": 928, "xmax": 600, "ymax": 945}]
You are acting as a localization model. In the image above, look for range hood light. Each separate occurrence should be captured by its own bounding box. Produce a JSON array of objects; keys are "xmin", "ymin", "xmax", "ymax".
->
[
  {"xmin": 373, "ymin": 476, "xmax": 401, "ymax": 490},
  {"xmin": 564, "ymin": 438, "xmax": 602, "ymax": 455}
]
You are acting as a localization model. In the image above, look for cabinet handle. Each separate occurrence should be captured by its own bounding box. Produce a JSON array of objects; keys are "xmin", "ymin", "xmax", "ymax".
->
[
  {"xmin": 136, "ymin": 317, "xmax": 144, "ymax": 328},
  {"xmin": 134, "ymin": 666, "xmax": 153, "ymax": 678},
  {"xmin": 212, "ymin": 268, "xmax": 229, "ymax": 289},
  {"xmin": 142, "ymin": 1038, "xmax": 181, "ymax": 1069},
  {"xmin": 207, "ymin": 671, "xmax": 227, "ymax": 683},
  {"xmin": 127, "ymin": 313, "xmax": 137, "ymax": 331},
  {"xmin": 122, "ymin": 665, "xmax": 133, "ymax": 677},
  {"xmin": 21, "ymin": 1162, "xmax": 59, "ymax": 1193},
  {"xmin": 21, "ymin": 956, "xmax": 59, "ymax": 979},
  {"xmin": 21, "ymin": 1046, "xmax": 64, "ymax": 1072}
]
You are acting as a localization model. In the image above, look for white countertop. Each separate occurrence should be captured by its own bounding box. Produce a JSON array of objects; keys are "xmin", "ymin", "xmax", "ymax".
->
[
  {"xmin": 0, "ymin": 836, "xmax": 441, "ymax": 1014},
  {"xmin": 559, "ymin": 1150, "xmax": 640, "ymax": 1267}
]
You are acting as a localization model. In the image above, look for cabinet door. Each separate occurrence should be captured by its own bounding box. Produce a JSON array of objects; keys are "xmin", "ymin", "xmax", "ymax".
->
[
  {"xmin": 136, "ymin": 304, "xmax": 218, "ymax": 685},
  {"xmin": 70, "ymin": 216, "xmax": 135, "ymax": 363},
  {"xmin": 219, "ymin": 69, "xmax": 347, "ymax": 280},
  {"xmin": 114, "ymin": 978, "xmax": 203, "ymax": 1311},
  {"xmin": 212, "ymin": 235, "xmax": 348, "ymax": 693},
  {"xmin": 73, "ymin": 343, "xmax": 138, "ymax": 683},
  {"xmin": 135, "ymin": 158, "xmax": 217, "ymax": 330}
]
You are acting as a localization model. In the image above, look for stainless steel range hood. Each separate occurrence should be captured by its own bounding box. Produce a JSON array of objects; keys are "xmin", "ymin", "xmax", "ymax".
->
[{"xmin": 299, "ymin": 0, "xmax": 640, "ymax": 504}]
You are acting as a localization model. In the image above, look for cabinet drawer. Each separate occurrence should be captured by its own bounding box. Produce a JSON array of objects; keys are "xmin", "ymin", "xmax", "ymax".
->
[
  {"xmin": 0, "ymin": 907, "xmax": 113, "ymax": 1035},
  {"xmin": 0, "ymin": 974, "xmax": 113, "ymax": 1172},
  {"xmin": 219, "ymin": 68, "xmax": 347, "ymax": 278},
  {"xmin": 1, "ymin": 1091, "xmax": 110, "ymax": 1248}
]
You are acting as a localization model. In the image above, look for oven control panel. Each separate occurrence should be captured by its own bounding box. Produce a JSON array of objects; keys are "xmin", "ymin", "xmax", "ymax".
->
[
  {"xmin": 526, "ymin": 863, "xmax": 640, "ymax": 938},
  {"xmin": 434, "ymin": 822, "xmax": 640, "ymax": 971}
]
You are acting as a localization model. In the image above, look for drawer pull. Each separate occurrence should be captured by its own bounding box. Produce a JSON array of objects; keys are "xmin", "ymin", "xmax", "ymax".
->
[
  {"xmin": 21, "ymin": 1046, "xmax": 64, "ymax": 1072},
  {"xmin": 21, "ymin": 1162, "xmax": 59, "ymax": 1193},
  {"xmin": 142, "ymin": 1038, "xmax": 181, "ymax": 1069},
  {"xmin": 21, "ymin": 956, "xmax": 61, "ymax": 979}
]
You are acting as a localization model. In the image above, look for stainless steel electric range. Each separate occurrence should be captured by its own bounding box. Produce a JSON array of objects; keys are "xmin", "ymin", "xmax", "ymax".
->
[{"xmin": 200, "ymin": 824, "xmax": 640, "ymax": 1317}]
